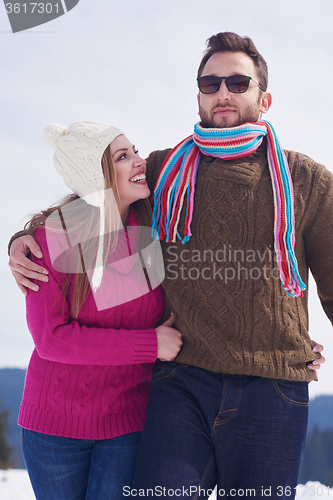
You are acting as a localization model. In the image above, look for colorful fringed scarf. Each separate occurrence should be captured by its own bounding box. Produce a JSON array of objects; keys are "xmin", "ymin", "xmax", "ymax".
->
[{"xmin": 151, "ymin": 120, "xmax": 306, "ymax": 297}]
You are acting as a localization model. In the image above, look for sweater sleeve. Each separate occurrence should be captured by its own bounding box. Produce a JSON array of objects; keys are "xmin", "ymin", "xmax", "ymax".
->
[
  {"xmin": 7, "ymin": 229, "xmax": 29, "ymax": 256},
  {"xmin": 303, "ymin": 163, "xmax": 333, "ymax": 325},
  {"xmin": 25, "ymin": 229, "xmax": 158, "ymax": 366}
]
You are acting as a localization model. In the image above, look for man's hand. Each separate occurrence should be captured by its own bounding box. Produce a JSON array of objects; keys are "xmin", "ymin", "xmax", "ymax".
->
[
  {"xmin": 8, "ymin": 235, "xmax": 48, "ymax": 295},
  {"xmin": 156, "ymin": 315, "xmax": 183, "ymax": 361},
  {"xmin": 308, "ymin": 340, "xmax": 325, "ymax": 382}
]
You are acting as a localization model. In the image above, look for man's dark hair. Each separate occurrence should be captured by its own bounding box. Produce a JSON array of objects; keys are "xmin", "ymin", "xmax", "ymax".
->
[{"xmin": 197, "ymin": 32, "xmax": 268, "ymax": 91}]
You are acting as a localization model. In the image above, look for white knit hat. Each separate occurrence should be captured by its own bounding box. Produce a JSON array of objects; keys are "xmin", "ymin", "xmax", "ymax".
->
[
  {"xmin": 44, "ymin": 121, "xmax": 123, "ymax": 204},
  {"xmin": 44, "ymin": 121, "xmax": 124, "ymax": 290}
]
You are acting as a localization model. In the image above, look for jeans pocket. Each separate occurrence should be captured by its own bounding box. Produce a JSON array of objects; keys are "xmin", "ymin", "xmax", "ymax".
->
[
  {"xmin": 151, "ymin": 363, "xmax": 167, "ymax": 383},
  {"xmin": 151, "ymin": 362, "xmax": 187, "ymax": 385},
  {"xmin": 272, "ymin": 379, "xmax": 309, "ymax": 407}
]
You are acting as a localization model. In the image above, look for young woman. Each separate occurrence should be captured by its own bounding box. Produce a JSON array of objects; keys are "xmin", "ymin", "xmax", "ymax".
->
[{"xmin": 18, "ymin": 121, "xmax": 182, "ymax": 499}]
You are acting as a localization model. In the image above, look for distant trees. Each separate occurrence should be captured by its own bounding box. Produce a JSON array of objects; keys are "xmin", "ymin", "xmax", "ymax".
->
[
  {"xmin": 0, "ymin": 398, "xmax": 13, "ymax": 469},
  {"xmin": 299, "ymin": 427, "xmax": 333, "ymax": 487}
]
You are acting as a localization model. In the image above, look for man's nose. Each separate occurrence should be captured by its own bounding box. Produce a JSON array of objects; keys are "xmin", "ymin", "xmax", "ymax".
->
[{"xmin": 215, "ymin": 79, "xmax": 231, "ymax": 100}]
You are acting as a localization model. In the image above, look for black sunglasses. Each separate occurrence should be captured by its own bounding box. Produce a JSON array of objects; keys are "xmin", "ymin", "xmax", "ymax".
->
[{"xmin": 197, "ymin": 74, "xmax": 264, "ymax": 94}]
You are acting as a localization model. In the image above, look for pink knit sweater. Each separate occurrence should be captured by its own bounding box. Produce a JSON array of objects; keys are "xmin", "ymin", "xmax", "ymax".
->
[{"xmin": 18, "ymin": 211, "xmax": 164, "ymax": 440}]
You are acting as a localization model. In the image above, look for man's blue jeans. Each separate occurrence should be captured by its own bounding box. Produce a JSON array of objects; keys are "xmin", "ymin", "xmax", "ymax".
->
[
  {"xmin": 22, "ymin": 428, "xmax": 141, "ymax": 499},
  {"xmin": 132, "ymin": 363, "xmax": 309, "ymax": 500}
]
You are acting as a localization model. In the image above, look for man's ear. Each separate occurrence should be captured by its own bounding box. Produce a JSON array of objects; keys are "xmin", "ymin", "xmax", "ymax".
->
[{"xmin": 260, "ymin": 92, "xmax": 272, "ymax": 114}]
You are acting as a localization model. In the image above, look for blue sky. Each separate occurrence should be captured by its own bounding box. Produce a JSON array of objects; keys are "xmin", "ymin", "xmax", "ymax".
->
[{"xmin": 1, "ymin": 0, "xmax": 332, "ymax": 398}]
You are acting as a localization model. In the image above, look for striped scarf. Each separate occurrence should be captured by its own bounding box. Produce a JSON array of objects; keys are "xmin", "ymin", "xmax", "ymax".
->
[{"xmin": 151, "ymin": 120, "xmax": 305, "ymax": 297}]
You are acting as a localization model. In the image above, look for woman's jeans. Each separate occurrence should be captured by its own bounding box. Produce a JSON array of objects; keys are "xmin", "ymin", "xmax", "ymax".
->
[
  {"xmin": 22, "ymin": 428, "xmax": 141, "ymax": 499},
  {"xmin": 133, "ymin": 363, "xmax": 309, "ymax": 500}
]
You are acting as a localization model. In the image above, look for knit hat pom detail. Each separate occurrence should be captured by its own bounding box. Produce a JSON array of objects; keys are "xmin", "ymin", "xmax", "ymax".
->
[{"xmin": 44, "ymin": 123, "xmax": 67, "ymax": 149}]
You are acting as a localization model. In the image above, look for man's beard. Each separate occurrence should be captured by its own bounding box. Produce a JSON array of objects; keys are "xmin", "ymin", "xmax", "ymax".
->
[{"xmin": 198, "ymin": 100, "xmax": 262, "ymax": 129}]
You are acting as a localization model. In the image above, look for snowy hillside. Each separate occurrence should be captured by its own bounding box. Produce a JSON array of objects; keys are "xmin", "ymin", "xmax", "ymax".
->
[{"xmin": 0, "ymin": 470, "xmax": 332, "ymax": 500}]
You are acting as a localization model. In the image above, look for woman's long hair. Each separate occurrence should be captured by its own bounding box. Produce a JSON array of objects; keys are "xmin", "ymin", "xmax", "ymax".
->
[{"xmin": 25, "ymin": 145, "xmax": 153, "ymax": 317}]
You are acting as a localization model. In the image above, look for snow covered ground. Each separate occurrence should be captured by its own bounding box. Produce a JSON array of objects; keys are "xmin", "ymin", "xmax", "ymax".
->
[
  {"xmin": 0, "ymin": 470, "xmax": 34, "ymax": 500},
  {"xmin": 0, "ymin": 469, "xmax": 332, "ymax": 499}
]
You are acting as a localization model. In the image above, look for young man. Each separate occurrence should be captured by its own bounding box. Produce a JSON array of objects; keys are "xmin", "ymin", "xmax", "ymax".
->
[{"xmin": 9, "ymin": 33, "xmax": 330, "ymax": 499}]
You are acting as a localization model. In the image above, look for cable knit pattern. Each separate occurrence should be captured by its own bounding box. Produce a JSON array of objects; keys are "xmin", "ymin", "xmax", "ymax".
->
[
  {"xmin": 18, "ymin": 210, "xmax": 164, "ymax": 440},
  {"xmin": 146, "ymin": 144, "xmax": 333, "ymax": 382}
]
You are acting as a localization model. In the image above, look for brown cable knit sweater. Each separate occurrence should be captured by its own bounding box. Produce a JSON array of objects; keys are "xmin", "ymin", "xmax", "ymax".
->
[{"xmin": 146, "ymin": 141, "xmax": 333, "ymax": 382}]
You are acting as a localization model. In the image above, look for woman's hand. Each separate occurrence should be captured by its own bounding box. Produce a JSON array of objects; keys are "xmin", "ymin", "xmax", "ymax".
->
[
  {"xmin": 8, "ymin": 235, "xmax": 48, "ymax": 295},
  {"xmin": 308, "ymin": 340, "xmax": 325, "ymax": 381},
  {"xmin": 156, "ymin": 315, "xmax": 183, "ymax": 362}
]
